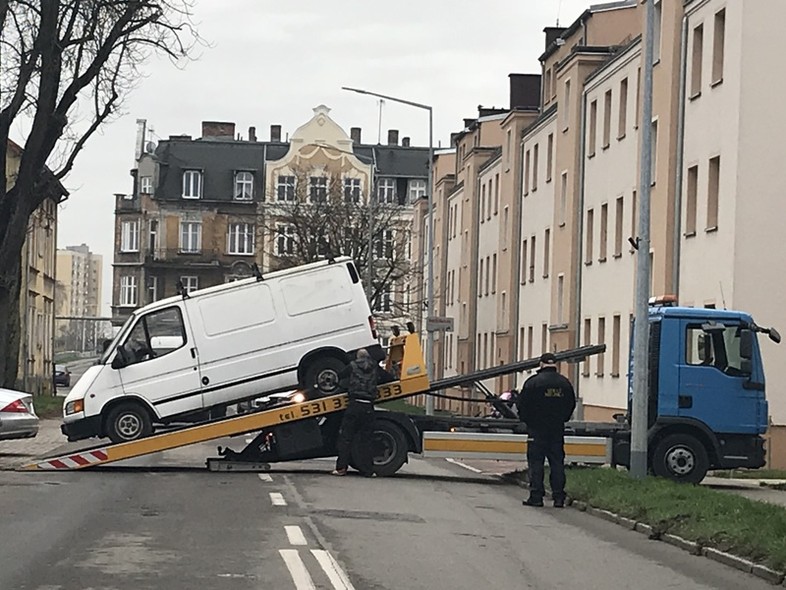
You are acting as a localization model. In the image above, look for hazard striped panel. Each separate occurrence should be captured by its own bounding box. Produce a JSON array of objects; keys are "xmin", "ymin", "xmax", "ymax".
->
[
  {"xmin": 35, "ymin": 449, "xmax": 110, "ymax": 470},
  {"xmin": 421, "ymin": 432, "xmax": 610, "ymax": 464}
]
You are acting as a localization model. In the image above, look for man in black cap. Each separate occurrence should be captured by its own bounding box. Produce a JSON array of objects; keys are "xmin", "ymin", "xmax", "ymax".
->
[{"xmin": 516, "ymin": 352, "xmax": 576, "ymax": 507}]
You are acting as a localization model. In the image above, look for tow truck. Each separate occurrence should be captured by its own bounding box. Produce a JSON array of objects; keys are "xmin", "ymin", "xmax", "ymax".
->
[{"xmin": 22, "ymin": 300, "xmax": 779, "ymax": 485}]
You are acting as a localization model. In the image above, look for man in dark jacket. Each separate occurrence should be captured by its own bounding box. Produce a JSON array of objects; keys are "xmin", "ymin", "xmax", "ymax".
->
[
  {"xmin": 516, "ymin": 352, "xmax": 576, "ymax": 507},
  {"xmin": 333, "ymin": 349, "xmax": 379, "ymax": 477}
]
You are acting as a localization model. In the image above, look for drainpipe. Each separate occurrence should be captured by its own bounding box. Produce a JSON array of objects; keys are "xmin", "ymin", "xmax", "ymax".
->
[
  {"xmin": 510, "ymin": 133, "xmax": 526, "ymax": 372},
  {"xmin": 20, "ymin": 230, "xmax": 29, "ymax": 392},
  {"xmin": 573, "ymin": 88, "xmax": 589, "ymax": 421},
  {"xmin": 672, "ymin": 11, "xmax": 690, "ymax": 297},
  {"xmin": 261, "ymin": 142, "xmax": 267, "ymax": 271}
]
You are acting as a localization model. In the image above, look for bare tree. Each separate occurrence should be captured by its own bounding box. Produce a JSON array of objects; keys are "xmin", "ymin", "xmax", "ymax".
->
[
  {"xmin": 0, "ymin": 1, "xmax": 202, "ymax": 389},
  {"xmin": 264, "ymin": 166, "xmax": 420, "ymax": 317}
]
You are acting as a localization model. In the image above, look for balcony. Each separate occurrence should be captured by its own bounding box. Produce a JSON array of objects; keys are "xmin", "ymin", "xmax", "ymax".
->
[{"xmin": 145, "ymin": 248, "xmax": 225, "ymax": 267}]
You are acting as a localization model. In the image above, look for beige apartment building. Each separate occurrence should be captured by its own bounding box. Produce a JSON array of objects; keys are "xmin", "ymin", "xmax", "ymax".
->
[{"xmin": 55, "ymin": 245, "xmax": 104, "ymax": 353}]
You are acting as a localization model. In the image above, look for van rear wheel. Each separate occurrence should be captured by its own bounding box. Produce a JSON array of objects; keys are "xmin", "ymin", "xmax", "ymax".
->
[
  {"xmin": 105, "ymin": 402, "xmax": 153, "ymax": 444},
  {"xmin": 303, "ymin": 357, "xmax": 346, "ymax": 397}
]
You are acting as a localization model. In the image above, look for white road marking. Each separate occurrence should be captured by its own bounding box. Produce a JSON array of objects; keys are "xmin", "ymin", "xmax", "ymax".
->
[
  {"xmin": 285, "ymin": 525, "xmax": 308, "ymax": 546},
  {"xmin": 270, "ymin": 492, "xmax": 287, "ymax": 506},
  {"xmin": 312, "ymin": 549, "xmax": 356, "ymax": 590},
  {"xmin": 279, "ymin": 549, "xmax": 316, "ymax": 589},
  {"xmin": 445, "ymin": 457, "xmax": 483, "ymax": 473},
  {"xmin": 258, "ymin": 473, "xmax": 273, "ymax": 482}
]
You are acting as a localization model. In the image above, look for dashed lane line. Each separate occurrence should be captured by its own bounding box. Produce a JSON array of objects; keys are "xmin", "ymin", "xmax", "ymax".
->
[
  {"xmin": 258, "ymin": 473, "xmax": 273, "ymax": 482},
  {"xmin": 312, "ymin": 549, "xmax": 356, "ymax": 590},
  {"xmin": 270, "ymin": 492, "xmax": 287, "ymax": 506},
  {"xmin": 279, "ymin": 549, "xmax": 316, "ymax": 589},
  {"xmin": 285, "ymin": 525, "xmax": 308, "ymax": 546}
]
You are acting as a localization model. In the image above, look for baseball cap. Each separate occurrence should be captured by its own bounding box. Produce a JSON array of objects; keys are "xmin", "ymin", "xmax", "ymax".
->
[{"xmin": 539, "ymin": 352, "xmax": 557, "ymax": 365}]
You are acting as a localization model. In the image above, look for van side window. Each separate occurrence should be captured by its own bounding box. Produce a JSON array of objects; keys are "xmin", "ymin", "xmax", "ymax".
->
[
  {"xmin": 123, "ymin": 307, "xmax": 187, "ymax": 366},
  {"xmin": 686, "ymin": 325, "xmax": 744, "ymax": 375}
]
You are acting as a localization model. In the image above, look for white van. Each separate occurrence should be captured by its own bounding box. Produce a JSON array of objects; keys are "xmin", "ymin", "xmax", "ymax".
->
[{"xmin": 62, "ymin": 257, "xmax": 383, "ymax": 443}]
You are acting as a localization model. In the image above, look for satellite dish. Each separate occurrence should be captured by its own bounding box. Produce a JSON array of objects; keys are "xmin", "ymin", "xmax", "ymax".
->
[{"xmin": 145, "ymin": 141, "xmax": 156, "ymax": 153}]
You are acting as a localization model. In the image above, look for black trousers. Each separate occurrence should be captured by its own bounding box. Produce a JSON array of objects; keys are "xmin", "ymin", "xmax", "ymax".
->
[
  {"xmin": 335, "ymin": 401, "xmax": 375, "ymax": 475},
  {"xmin": 527, "ymin": 431, "xmax": 566, "ymax": 501}
]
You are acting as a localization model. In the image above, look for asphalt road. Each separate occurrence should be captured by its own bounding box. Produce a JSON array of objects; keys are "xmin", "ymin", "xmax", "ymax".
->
[{"xmin": 0, "ymin": 440, "xmax": 774, "ymax": 590}]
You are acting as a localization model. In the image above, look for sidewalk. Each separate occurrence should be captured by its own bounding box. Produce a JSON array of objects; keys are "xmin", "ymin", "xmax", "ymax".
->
[{"xmin": 0, "ymin": 420, "xmax": 68, "ymax": 469}]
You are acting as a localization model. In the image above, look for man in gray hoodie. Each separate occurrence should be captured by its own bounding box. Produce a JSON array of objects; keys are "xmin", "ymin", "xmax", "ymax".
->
[{"xmin": 333, "ymin": 348, "xmax": 379, "ymax": 477}]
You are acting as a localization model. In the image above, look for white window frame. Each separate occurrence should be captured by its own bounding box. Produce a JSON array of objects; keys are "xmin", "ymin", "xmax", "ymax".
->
[
  {"xmin": 408, "ymin": 179, "xmax": 427, "ymax": 202},
  {"xmin": 140, "ymin": 176, "xmax": 152, "ymax": 195},
  {"xmin": 182, "ymin": 170, "xmax": 202, "ymax": 199},
  {"xmin": 277, "ymin": 175, "xmax": 295, "ymax": 201},
  {"xmin": 120, "ymin": 276, "xmax": 138, "ymax": 307},
  {"xmin": 227, "ymin": 222, "xmax": 255, "ymax": 255},
  {"xmin": 309, "ymin": 176, "xmax": 328, "ymax": 202},
  {"xmin": 374, "ymin": 229, "xmax": 395, "ymax": 260},
  {"xmin": 179, "ymin": 221, "xmax": 202, "ymax": 253},
  {"xmin": 147, "ymin": 276, "xmax": 158, "ymax": 303},
  {"xmin": 234, "ymin": 171, "xmax": 254, "ymax": 201},
  {"xmin": 344, "ymin": 177, "xmax": 362, "ymax": 202},
  {"xmin": 276, "ymin": 224, "xmax": 296, "ymax": 256},
  {"xmin": 181, "ymin": 275, "xmax": 199, "ymax": 294},
  {"xmin": 378, "ymin": 178, "xmax": 396, "ymax": 204},
  {"xmin": 120, "ymin": 220, "xmax": 140, "ymax": 252}
]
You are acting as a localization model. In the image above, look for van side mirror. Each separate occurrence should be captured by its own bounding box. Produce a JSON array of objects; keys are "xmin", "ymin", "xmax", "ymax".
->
[
  {"xmin": 740, "ymin": 329, "xmax": 754, "ymax": 360},
  {"xmin": 111, "ymin": 345, "xmax": 128, "ymax": 370},
  {"xmin": 769, "ymin": 328, "xmax": 782, "ymax": 344}
]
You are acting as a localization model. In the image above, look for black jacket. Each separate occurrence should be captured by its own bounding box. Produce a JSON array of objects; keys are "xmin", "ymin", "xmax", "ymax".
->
[
  {"xmin": 339, "ymin": 357, "xmax": 379, "ymax": 402},
  {"xmin": 516, "ymin": 367, "xmax": 576, "ymax": 434}
]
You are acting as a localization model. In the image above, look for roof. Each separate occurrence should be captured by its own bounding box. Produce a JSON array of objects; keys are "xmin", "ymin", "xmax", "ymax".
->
[
  {"xmin": 583, "ymin": 35, "xmax": 642, "ymax": 87},
  {"xmin": 5, "ymin": 139, "xmax": 69, "ymax": 202},
  {"xmin": 478, "ymin": 147, "xmax": 503, "ymax": 173},
  {"xmin": 356, "ymin": 144, "xmax": 429, "ymax": 179},
  {"xmin": 650, "ymin": 306, "xmax": 752, "ymax": 323}
]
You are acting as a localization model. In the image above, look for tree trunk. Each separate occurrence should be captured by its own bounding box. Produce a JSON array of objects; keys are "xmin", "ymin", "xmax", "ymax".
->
[{"xmin": 0, "ymin": 254, "xmax": 23, "ymax": 390}]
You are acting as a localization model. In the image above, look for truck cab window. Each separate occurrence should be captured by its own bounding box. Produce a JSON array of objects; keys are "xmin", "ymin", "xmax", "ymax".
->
[
  {"xmin": 686, "ymin": 325, "xmax": 744, "ymax": 375},
  {"xmin": 122, "ymin": 307, "xmax": 186, "ymax": 366}
]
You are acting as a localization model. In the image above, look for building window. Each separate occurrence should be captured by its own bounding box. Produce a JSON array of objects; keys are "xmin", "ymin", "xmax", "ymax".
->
[
  {"xmin": 480, "ymin": 184, "xmax": 486, "ymax": 222},
  {"xmin": 557, "ymin": 275, "xmax": 565, "ymax": 324},
  {"xmin": 635, "ymin": 67, "xmax": 642, "ymax": 129},
  {"xmin": 686, "ymin": 165, "xmax": 699, "ymax": 235},
  {"xmin": 140, "ymin": 176, "xmax": 152, "ymax": 195},
  {"xmin": 374, "ymin": 229, "xmax": 394, "ymax": 260},
  {"xmin": 494, "ymin": 173, "xmax": 500, "ymax": 215},
  {"xmin": 408, "ymin": 179, "xmax": 427, "ymax": 202},
  {"xmin": 544, "ymin": 69, "xmax": 552, "ymax": 104},
  {"xmin": 147, "ymin": 276, "xmax": 158, "ymax": 303},
  {"xmin": 179, "ymin": 221, "xmax": 202, "ymax": 253},
  {"xmin": 532, "ymin": 144, "xmax": 539, "ymax": 191},
  {"xmin": 479, "ymin": 258, "xmax": 484, "ymax": 296},
  {"xmin": 653, "ymin": 0, "xmax": 663, "ymax": 63},
  {"xmin": 524, "ymin": 150, "xmax": 531, "ymax": 195},
  {"xmin": 585, "ymin": 208, "xmax": 594, "ymax": 264},
  {"xmin": 276, "ymin": 224, "xmax": 295, "ymax": 256},
  {"xmin": 234, "ymin": 171, "xmax": 254, "ymax": 200},
  {"xmin": 599, "ymin": 203, "xmax": 608, "ymax": 262},
  {"xmin": 529, "ymin": 235, "xmax": 536, "ymax": 283},
  {"xmin": 541, "ymin": 323, "xmax": 548, "ymax": 355},
  {"xmin": 614, "ymin": 196, "xmax": 624, "ymax": 257},
  {"xmin": 597, "ymin": 316, "xmax": 606, "ymax": 376},
  {"xmin": 651, "ymin": 119, "xmax": 659, "ymax": 185},
  {"xmin": 373, "ymin": 287, "xmax": 392, "ymax": 313},
  {"xmin": 182, "ymin": 170, "xmax": 202, "ymax": 199},
  {"xmin": 277, "ymin": 175, "xmax": 295, "ymax": 201},
  {"xmin": 559, "ymin": 172, "xmax": 568, "ymax": 225},
  {"xmin": 588, "ymin": 100, "xmax": 598, "ymax": 157},
  {"xmin": 546, "ymin": 133, "xmax": 554, "ymax": 182},
  {"xmin": 520, "ymin": 240, "xmax": 527, "ymax": 285},
  {"xmin": 612, "ymin": 314, "xmax": 621, "ymax": 377},
  {"xmin": 691, "ymin": 23, "xmax": 704, "ymax": 98},
  {"xmin": 563, "ymin": 79, "xmax": 572, "ymax": 130},
  {"xmin": 120, "ymin": 276, "xmax": 138, "ymax": 307},
  {"xmin": 120, "ymin": 220, "xmax": 139, "ymax": 252},
  {"xmin": 707, "ymin": 155, "xmax": 720, "ymax": 230},
  {"xmin": 630, "ymin": 189, "xmax": 638, "ymax": 252},
  {"xmin": 543, "ymin": 228, "xmax": 550, "ymax": 278},
  {"xmin": 485, "ymin": 256, "xmax": 490, "ymax": 296},
  {"xmin": 583, "ymin": 318, "xmax": 591, "ymax": 377},
  {"xmin": 528, "ymin": 326, "xmax": 534, "ymax": 361},
  {"xmin": 603, "ymin": 90, "xmax": 612, "ymax": 148},
  {"xmin": 378, "ymin": 178, "xmax": 396, "ymax": 203},
  {"xmin": 149, "ymin": 219, "xmax": 158, "ymax": 254},
  {"xmin": 712, "ymin": 9, "xmax": 726, "ymax": 84},
  {"xmin": 491, "ymin": 253, "xmax": 497, "ymax": 294},
  {"xmin": 227, "ymin": 222, "xmax": 254, "ymax": 255},
  {"xmin": 181, "ymin": 276, "xmax": 199, "ymax": 294},
  {"xmin": 309, "ymin": 176, "xmax": 327, "ymax": 202},
  {"xmin": 344, "ymin": 177, "xmax": 362, "ymax": 203},
  {"xmin": 506, "ymin": 129, "xmax": 512, "ymax": 163},
  {"xmin": 618, "ymin": 78, "xmax": 628, "ymax": 138}
]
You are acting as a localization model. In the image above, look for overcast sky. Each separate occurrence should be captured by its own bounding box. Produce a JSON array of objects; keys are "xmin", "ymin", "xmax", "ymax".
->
[{"xmin": 54, "ymin": 0, "xmax": 590, "ymax": 314}]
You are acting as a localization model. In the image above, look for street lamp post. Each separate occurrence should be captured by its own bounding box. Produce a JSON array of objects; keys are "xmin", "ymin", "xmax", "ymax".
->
[{"xmin": 342, "ymin": 86, "xmax": 436, "ymax": 415}]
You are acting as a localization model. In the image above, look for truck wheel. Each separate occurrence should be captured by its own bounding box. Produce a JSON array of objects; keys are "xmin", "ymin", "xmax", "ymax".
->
[
  {"xmin": 651, "ymin": 433, "xmax": 709, "ymax": 484},
  {"xmin": 363, "ymin": 420, "xmax": 408, "ymax": 477},
  {"xmin": 105, "ymin": 402, "xmax": 153, "ymax": 444},
  {"xmin": 303, "ymin": 357, "xmax": 346, "ymax": 397}
]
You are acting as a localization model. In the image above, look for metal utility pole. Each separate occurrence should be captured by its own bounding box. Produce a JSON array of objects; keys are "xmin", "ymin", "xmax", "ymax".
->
[
  {"xmin": 342, "ymin": 86, "xmax": 436, "ymax": 415},
  {"xmin": 631, "ymin": 0, "xmax": 656, "ymax": 479}
]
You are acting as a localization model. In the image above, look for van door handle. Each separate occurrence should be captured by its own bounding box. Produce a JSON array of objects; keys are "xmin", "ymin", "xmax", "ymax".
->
[{"xmin": 190, "ymin": 348, "xmax": 196, "ymax": 359}]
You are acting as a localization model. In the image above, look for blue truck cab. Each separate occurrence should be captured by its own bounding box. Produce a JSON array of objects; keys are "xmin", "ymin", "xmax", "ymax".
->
[{"xmin": 617, "ymin": 300, "xmax": 781, "ymax": 483}]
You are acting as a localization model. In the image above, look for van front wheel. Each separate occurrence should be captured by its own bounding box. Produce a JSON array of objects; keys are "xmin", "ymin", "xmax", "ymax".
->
[
  {"xmin": 105, "ymin": 402, "xmax": 153, "ymax": 444},
  {"xmin": 303, "ymin": 357, "xmax": 346, "ymax": 397}
]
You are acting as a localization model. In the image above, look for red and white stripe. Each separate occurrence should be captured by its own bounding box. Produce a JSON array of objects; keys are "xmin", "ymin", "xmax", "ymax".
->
[{"xmin": 35, "ymin": 449, "xmax": 109, "ymax": 470}]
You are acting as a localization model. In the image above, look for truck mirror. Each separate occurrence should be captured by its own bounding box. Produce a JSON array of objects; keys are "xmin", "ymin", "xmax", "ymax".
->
[
  {"xmin": 769, "ymin": 328, "xmax": 782, "ymax": 344},
  {"xmin": 740, "ymin": 329, "xmax": 754, "ymax": 360}
]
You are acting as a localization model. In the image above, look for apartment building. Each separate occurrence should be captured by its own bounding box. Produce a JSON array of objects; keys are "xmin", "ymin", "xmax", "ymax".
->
[{"xmin": 55, "ymin": 244, "xmax": 104, "ymax": 352}]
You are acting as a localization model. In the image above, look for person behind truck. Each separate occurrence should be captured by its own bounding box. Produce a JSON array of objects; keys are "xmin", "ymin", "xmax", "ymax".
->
[
  {"xmin": 516, "ymin": 352, "xmax": 576, "ymax": 508},
  {"xmin": 332, "ymin": 348, "xmax": 379, "ymax": 477}
]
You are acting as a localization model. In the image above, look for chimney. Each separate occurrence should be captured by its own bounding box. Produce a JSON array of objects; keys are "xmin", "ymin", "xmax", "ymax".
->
[
  {"xmin": 270, "ymin": 125, "xmax": 282, "ymax": 142},
  {"xmin": 402, "ymin": 137, "xmax": 411, "ymax": 147},
  {"xmin": 509, "ymin": 73, "xmax": 542, "ymax": 110},
  {"xmin": 350, "ymin": 127, "xmax": 362, "ymax": 144},
  {"xmin": 248, "ymin": 126, "xmax": 257, "ymax": 142},
  {"xmin": 387, "ymin": 129, "xmax": 399, "ymax": 146},
  {"xmin": 201, "ymin": 121, "xmax": 235, "ymax": 140},
  {"xmin": 544, "ymin": 26, "xmax": 567, "ymax": 50}
]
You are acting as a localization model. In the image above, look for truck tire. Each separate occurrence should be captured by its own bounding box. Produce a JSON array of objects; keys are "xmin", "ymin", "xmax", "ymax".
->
[
  {"xmin": 651, "ymin": 433, "xmax": 709, "ymax": 484},
  {"xmin": 105, "ymin": 402, "xmax": 153, "ymax": 444},
  {"xmin": 359, "ymin": 420, "xmax": 408, "ymax": 477},
  {"xmin": 303, "ymin": 356, "xmax": 346, "ymax": 397}
]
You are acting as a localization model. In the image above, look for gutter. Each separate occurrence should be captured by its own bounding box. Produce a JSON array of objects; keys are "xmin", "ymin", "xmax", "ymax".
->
[
  {"xmin": 573, "ymin": 88, "xmax": 589, "ymax": 420},
  {"xmin": 510, "ymin": 132, "xmax": 526, "ymax": 376}
]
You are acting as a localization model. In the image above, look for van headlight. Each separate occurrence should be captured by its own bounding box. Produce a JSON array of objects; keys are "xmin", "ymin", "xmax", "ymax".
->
[{"xmin": 65, "ymin": 399, "xmax": 84, "ymax": 415}]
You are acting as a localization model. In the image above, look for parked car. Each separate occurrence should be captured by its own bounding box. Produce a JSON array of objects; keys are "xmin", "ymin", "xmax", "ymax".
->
[
  {"xmin": 0, "ymin": 388, "xmax": 39, "ymax": 440},
  {"xmin": 53, "ymin": 365, "xmax": 71, "ymax": 387}
]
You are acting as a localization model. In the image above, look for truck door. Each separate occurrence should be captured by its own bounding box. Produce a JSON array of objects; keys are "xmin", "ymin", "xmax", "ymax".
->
[
  {"xmin": 114, "ymin": 305, "xmax": 203, "ymax": 418},
  {"xmin": 678, "ymin": 322, "xmax": 760, "ymax": 433}
]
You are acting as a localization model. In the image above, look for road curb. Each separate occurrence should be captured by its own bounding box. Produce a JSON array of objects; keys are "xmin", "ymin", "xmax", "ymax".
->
[{"xmin": 500, "ymin": 472, "xmax": 786, "ymax": 584}]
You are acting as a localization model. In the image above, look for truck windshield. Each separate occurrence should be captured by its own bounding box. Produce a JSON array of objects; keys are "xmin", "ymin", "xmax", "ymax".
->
[{"xmin": 686, "ymin": 324, "xmax": 745, "ymax": 376}]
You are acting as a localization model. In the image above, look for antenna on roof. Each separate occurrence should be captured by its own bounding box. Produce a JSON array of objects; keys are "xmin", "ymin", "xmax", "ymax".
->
[{"xmin": 557, "ymin": 0, "xmax": 563, "ymax": 26}]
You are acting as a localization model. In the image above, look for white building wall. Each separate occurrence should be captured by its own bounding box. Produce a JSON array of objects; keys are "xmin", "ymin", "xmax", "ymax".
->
[{"xmin": 580, "ymin": 43, "xmax": 641, "ymax": 411}]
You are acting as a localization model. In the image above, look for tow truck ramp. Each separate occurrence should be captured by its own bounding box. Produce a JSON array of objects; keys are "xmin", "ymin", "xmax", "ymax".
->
[{"xmin": 21, "ymin": 334, "xmax": 607, "ymax": 472}]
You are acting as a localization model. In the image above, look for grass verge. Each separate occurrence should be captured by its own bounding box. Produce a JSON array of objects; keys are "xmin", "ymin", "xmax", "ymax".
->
[
  {"xmin": 32, "ymin": 395, "xmax": 63, "ymax": 419},
  {"xmin": 379, "ymin": 399, "xmax": 427, "ymax": 415},
  {"xmin": 552, "ymin": 467, "xmax": 786, "ymax": 570},
  {"xmin": 712, "ymin": 469, "xmax": 786, "ymax": 480}
]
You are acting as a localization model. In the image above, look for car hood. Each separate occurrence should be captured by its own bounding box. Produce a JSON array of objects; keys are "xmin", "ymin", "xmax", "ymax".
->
[{"xmin": 64, "ymin": 365, "xmax": 102, "ymax": 405}]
